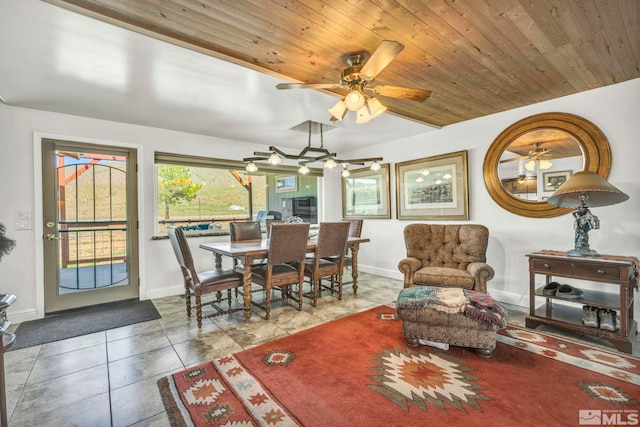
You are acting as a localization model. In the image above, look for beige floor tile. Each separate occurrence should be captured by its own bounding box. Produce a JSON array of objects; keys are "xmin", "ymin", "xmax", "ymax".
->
[
  {"xmin": 107, "ymin": 329, "xmax": 172, "ymax": 362},
  {"xmin": 110, "ymin": 372, "xmax": 178, "ymax": 427},
  {"xmin": 10, "ymin": 365, "xmax": 109, "ymax": 423},
  {"xmin": 9, "ymin": 392, "xmax": 111, "ymax": 427},
  {"xmin": 108, "ymin": 345, "xmax": 183, "ymax": 389},
  {"xmin": 37, "ymin": 331, "xmax": 105, "ymax": 358},
  {"xmin": 27, "ymin": 343, "xmax": 107, "ymax": 384}
]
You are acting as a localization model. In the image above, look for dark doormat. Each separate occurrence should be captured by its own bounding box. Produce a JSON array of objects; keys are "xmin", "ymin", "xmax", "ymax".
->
[{"xmin": 9, "ymin": 299, "xmax": 161, "ymax": 351}]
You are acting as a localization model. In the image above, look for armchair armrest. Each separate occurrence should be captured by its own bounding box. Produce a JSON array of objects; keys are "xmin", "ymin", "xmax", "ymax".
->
[
  {"xmin": 467, "ymin": 262, "xmax": 495, "ymax": 294},
  {"xmin": 398, "ymin": 257, "xmax": 423, "ymax": 288}
]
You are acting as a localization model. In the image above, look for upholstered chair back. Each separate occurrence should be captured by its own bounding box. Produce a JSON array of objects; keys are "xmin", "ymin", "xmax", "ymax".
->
[{"xmin": 403, "ymin": 224, "xmax": 489, "ymax": 270}]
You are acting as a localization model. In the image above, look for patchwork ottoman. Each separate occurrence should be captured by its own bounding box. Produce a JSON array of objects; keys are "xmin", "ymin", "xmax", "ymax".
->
[{"xmin": 395, "ymin": 286, "xmax": 508, "ymax": 358}]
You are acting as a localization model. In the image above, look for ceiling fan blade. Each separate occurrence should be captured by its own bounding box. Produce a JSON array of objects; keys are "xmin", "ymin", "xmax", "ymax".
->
[
  {"xmin": 371, "ymin": 85, "xmax": 431, "ymax": 102},
  {"xmin": 500, "ymin": 155, "xmax": 529, "ymax": 163},
  {"xmin": 276, "ymin": 83, "xmax": 339, "ymax": 90},
  {"xmin": 360, "ymin": 40, "xmax": 404, "ymax": 79}
]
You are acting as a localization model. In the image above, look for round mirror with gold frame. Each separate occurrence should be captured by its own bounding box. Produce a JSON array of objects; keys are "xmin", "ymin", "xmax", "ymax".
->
[{"xmin": 483, "ymin": 112, "xmax": 611, "ymax": 218}]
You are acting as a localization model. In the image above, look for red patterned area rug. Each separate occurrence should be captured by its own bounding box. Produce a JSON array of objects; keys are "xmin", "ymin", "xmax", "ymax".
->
[{"xmin": 157, "ymin": 306, "xmax": 639, "ymax": 426}]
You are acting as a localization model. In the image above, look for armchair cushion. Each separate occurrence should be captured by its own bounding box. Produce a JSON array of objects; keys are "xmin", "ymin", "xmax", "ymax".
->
[{"xmin": 398, "ymin": 224, "xmax": 494, "ymax": 293}]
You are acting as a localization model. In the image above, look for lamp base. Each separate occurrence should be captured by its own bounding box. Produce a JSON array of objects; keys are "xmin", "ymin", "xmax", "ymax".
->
[{"xmin": 567, "ymin": 248, "xmax": 599, "ymax": 257}]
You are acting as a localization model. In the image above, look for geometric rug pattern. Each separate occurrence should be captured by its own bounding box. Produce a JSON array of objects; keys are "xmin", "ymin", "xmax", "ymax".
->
[{"xmin": 158, "ymin": 307, "xmax": 640, "ymax": 426}]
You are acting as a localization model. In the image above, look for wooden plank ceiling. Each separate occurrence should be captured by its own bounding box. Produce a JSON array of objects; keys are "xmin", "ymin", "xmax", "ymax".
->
[{"xmin": 46, "ymin": 0, "xmax": 639, "ymax": 128}]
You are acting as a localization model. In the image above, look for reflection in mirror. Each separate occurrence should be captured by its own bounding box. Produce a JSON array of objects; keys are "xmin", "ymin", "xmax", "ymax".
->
[
  {"xmin": 483, "ymin": 112, "xmax": 611, "ymax": 218},
  {"xmin": 497, "ymin": 129, "xmax": 583, "ymax": 201}
]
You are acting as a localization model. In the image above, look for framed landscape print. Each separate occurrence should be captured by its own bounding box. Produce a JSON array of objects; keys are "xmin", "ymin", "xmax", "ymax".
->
[
  {"xmin": 543, "ymin": 170, "xmax": 572, "ymax": 192},
  {"xmin": 395, "ymin": 150, "xmax": 469, "ymax": 220},
  {"xmin": 341, "ymin": 164, "xmax": 391, "ymax": 219},
  {"xmin": 275, "ymin": 175, "xmax": 297, "ymax": 193}
]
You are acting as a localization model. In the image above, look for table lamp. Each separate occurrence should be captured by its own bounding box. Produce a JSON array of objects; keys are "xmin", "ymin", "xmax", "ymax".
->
[{"xmin": 547, "ymin": 171, "xmax": 629, "ymax": 257}]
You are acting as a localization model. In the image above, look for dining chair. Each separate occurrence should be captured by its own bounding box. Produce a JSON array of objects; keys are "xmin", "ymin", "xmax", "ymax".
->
[
  {"xmin": 250, "ymin": 222, "xmax": 310, "ymax": 319},
  {"xmin": 303, "ymin": 222, "xmax": 351, "ymax": 306},
  {"xmin": 229, "ymin": 221, "xmax": 263, "ymax": 271},
  {"xmin": 265, "ymin": 219, "xmax": 284, "ymax": 238},
  {"xmin": 340, "ymin": 218, "xmax": 363, "ymax": 287},
  {"xmin": 167, "ymin": 226, "xmax": 244, "ymax": 327},
  {"xmin": 323, "ymin": 219, "xmax": 363, "ymax": 291},
  {"xmin": 229, "ymin": 221, "xmax": 262, "ymax": 243}
]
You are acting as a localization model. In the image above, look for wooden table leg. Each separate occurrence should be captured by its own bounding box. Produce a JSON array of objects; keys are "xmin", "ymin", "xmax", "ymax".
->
[
  {"xmin": 242, "ymin": 256, "xmax": 254, "ymax": 321},
  {"xmin": 351, "ymin": 245, "xmax": 360, "ymax": 294}
]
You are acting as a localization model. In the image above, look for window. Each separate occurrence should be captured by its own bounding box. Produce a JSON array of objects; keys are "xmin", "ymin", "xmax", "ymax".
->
[{"xmin": 154, "ymin": 152, "xmax": 321, "ymax": 234}]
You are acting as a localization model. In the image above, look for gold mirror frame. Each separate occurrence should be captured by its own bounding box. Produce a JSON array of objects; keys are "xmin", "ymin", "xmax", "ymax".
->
[{"xmin": 483, "ymin": 112, "xmax": 611, "ymax": 218}]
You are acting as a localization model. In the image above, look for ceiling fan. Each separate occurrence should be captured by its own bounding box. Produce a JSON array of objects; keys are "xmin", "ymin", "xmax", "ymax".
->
[
  {"xmin": 500, "ymin": 142, "xmax": 553, "ymax": 171},
  {"xmin": 275, "ymin": 40, "xmax": 431, "ymax": 123},
  {"xmin": 500, "ymin": 142, "xmax": 552, "ymax": 163}
]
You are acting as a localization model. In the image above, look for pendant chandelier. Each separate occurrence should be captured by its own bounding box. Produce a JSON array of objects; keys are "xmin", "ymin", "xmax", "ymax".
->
[{"xmin": 244, "ymin": 121, "xmax": 382, "ymax": 175}]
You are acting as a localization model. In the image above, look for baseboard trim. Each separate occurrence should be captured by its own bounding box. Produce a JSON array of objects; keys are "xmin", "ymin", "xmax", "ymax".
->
[{"xmin": 8, "ymin": 308, "xmax": 38, "ymax": 324}]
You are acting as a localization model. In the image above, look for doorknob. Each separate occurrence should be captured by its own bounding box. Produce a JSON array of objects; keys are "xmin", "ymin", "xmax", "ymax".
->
[{"xmin": 45, "ymin": 234, "xmax": 61, "ymax": 240}]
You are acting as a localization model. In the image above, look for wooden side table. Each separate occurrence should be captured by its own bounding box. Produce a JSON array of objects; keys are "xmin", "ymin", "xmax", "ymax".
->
[
  {"xmin": 0, "ymin": 294, "xmax": 16, "ymax": 427},
  {"xmin": 526, "ymin": 251, "xmax": 638, "ymax": 354}
]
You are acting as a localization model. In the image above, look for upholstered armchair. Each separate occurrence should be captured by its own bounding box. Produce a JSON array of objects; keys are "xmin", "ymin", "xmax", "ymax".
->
[{"xmin": 397, "ymin": 224, "xmax": 494, "ymax": 293}]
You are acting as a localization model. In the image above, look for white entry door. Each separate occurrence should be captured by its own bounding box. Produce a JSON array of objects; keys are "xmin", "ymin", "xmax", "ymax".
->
[{"xmin": 41, "ymin": 139, "xmax": 139, "ymax": 313}]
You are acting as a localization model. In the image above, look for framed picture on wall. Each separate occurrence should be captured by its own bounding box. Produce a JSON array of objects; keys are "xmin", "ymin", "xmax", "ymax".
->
[
  {"xmin": 341, "ymin": 164, "xmax": 391, "ymax": 219},
  {"xmin": 543, "ymin": 170, "xmax": 572, "ymax": 192},
  {"xmin": 395, "ymin": 150, "xmax": 469, "ymax": 220},
  {"xmin": 275, "ymin": 175, "xmax": 297, "ymax": 193}
]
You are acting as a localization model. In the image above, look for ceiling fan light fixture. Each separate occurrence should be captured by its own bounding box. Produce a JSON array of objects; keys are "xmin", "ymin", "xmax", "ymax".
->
[
  {"xmin": 367, "ymin": 96, "xmax": 387, "ymax": 117},
  {"xmin": 246, "ymin": 161, "xmax": 258, "ymax": 172},
  {"xmin": 324, "ymin": 158, "xmax": 337, "ymax": 169},
  {"xmin": 355, "ymin": 105, "xmax": 372, "ymax": 124},
  {"xmin": 539, "ymin": 159, "xmax": 553, "ymax": 170},
  {"xmin": 328, "ymin": 100, "xmax": 347, "ymax": 121},
  {"xmin": 268, "ymin": 152, "xmax": 282, "ymax": 165},
  {"xmin": 344, "ymin": 89, "xmax": 365, "ymax": 111},
  {"xmin": 370, "ymin": 161, "xmax": 381, "ymax": 171},
  {"xmin": 525, "ymin": 159, "xmax": 536, "ymax": 171}
]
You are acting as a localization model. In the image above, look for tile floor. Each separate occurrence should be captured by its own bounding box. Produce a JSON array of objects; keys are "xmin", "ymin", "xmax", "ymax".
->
[{"xmin": 3, "ymin": 273, "xmax": 638, "ymax": 426}]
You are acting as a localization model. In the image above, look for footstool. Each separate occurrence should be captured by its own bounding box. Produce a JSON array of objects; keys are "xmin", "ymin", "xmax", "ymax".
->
[{"xmin": 395, "ymin": 286, "xmax": 508, "ymax": 358}]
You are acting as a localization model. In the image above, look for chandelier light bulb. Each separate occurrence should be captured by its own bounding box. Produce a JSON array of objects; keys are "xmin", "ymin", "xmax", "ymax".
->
[
  {"xmin": 370, "ymin": 161, "xmax": 381, "ymax": 171},
  {"xmin": 298, "ymin": 164, "xmax": 310, "ymax": 174},
  {"xmin": 324, "ymin": 158, "xmax": 337, "ymax": 168},
  {"xmin": 341, "ymin": 168, "xmax": 350, "ymax": 177},
  {"xmin": 268, "ymin": 152, "xmax": 282, "ymax": 165},
  {"xmin": 344, "ymin": 90, "xmax": 365, "ymax": 111},
  {"xmin": 245, "ymin": 162, "xmax": 258, "ymax": 172}
]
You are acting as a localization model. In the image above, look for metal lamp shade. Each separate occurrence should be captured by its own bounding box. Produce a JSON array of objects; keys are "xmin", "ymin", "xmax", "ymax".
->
[{"xmin": 547, "ymin": 171, "xmax": 629, "ymax": 208}]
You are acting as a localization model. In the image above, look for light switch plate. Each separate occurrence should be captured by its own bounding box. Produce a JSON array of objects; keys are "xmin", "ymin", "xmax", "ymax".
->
[{"xmin": 15, "ymin": 210, "xmax": 33, "ymax": 230}]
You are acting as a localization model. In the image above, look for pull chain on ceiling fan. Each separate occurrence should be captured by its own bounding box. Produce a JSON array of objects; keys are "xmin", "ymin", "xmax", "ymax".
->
[{"xmin": 276, "ymin": 40, "xmax": 431, "ymax": 124}]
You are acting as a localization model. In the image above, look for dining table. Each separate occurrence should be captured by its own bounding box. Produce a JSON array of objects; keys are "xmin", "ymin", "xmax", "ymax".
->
[{"xmin": 199, "ymin": 236, "xmax": 370, "ymax": 321}]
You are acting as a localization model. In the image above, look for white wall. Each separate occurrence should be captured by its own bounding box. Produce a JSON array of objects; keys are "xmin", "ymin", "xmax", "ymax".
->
[
  {"xmin": 326, "ymin": 78, "xmax": 640, "ymax": 318},
  {"xmin": 1, "ymin": 78, "xmax": 638, "ymax": 323}
]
